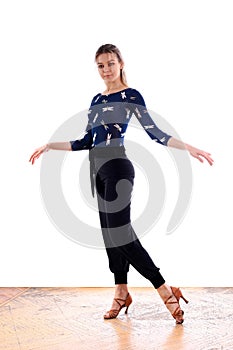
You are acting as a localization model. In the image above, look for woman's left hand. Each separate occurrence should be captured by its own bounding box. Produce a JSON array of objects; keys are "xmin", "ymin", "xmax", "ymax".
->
[{"xmin": 187, "ymin": 145, "xmax": 214, "ymax": 166}]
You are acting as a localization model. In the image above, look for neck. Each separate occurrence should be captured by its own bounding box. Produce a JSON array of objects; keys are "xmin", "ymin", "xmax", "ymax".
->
[{"xmin": 105, "ymin": 82, "xmax": 127, "ymax": 95}]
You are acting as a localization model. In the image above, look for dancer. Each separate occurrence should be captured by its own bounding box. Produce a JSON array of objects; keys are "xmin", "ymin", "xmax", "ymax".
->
[{"xmin": 29, "ymin": 44, "xmax": 213, "ymax": 324}]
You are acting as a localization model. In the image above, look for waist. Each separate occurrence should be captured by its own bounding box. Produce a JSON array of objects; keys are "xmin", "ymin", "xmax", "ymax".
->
[{"xmin": 89, "ymin": 146, "xmax": 126, "ymax": 160}]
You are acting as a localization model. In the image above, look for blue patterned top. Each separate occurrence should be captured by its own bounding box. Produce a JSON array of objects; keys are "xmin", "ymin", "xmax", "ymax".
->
[{"xmin": 70, "ymin": 88, "xmax": 172, "ymax": 151}]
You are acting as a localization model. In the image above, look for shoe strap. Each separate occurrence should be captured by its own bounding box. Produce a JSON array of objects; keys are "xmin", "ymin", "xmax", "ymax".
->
[
  {"xmin": 172, "ymin": 306, "xmax": 183, "ymax": 318},
  {"xmin": 164, "ymin": 294, "xmax": 178, "ymax": 305},
  {"xmin": 114, "ymin": 293, "xmax": 129, "ymax": 305}
]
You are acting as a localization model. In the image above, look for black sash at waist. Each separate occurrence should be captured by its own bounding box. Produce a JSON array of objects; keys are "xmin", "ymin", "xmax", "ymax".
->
[{"xmin": 88, "ymin": 146, "xmax": 126, "ymax": 197}]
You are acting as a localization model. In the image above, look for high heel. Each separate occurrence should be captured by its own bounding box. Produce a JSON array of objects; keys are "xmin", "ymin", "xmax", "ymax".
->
[
  {"xmin": 171, "ymin": 286, "xmax": 189, "ymax": 304},
  {"xmin": 104, "ymin": 293, "xmax": 132, "ymax": 320},
  {"xmin": 164, "ymin": 286, "xmax": 189, "ymax": 324}
]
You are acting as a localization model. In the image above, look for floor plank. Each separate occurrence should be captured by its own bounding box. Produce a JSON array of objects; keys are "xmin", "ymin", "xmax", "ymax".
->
[{"xmin": 0, "ymin": 287, "xmax": 232, "ymax": 350}]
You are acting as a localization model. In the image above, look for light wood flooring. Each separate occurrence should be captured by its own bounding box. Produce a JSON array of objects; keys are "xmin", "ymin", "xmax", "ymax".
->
[{"xmin": 0, "ymin": 287, "xmax": 232, "ymax": 350}]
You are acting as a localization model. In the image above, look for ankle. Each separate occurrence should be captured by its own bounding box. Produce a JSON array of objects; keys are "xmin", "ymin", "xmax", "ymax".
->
[
  {"xmin": 114, "ymin": 284, "xmax": 128, "ymax": 296},
  {"xmin": 157, "ymin": 284, "xmax": 173, "ymax": 303}
]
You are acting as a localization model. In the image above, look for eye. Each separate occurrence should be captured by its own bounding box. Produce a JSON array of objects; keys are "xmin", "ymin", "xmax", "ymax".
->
[
  {"xmin": 98, "ymin": 64, "xmax": 104, "ymax": 69},
  {"xmin": 108, "ymin": 62, "xmax": 115, "ymax": 67}
]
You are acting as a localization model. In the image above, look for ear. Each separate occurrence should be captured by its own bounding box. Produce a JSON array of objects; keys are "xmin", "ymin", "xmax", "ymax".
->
[{"xmin": 120, "ymin": 61, "xmax": 125, "ymax": 70}]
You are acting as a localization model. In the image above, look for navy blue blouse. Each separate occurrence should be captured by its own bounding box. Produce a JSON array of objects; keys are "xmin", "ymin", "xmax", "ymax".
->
[{"xmin": 70, "ymin": 88, "xmax": 171, "ymax": 151}]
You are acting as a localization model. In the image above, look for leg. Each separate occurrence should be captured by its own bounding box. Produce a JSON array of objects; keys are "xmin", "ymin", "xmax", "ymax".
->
[
  {"xmin": 98, "ymin": 201, "xmax": 132, "ymax": 318},
  {"xmin": 97, "ymin": 170, "xmax": 165, "ymax": 289},
  {"xmin": 157, "ymin": 284, "xmax": 189, "ymax": 324},
  {"xmin": 96, "ymin": 157, "xmax": 188, "ymax": 322},
  {"xmin": 95, "ymin": 159, "xmax": 134, "ymax": 318},
  {"xmin": 95, "ymin": 157, "xmax": 136, "ymax": 264},
  {"xmin": 117, "ymin": 237, "xmax": 165, "ymax": 288},
  {"xmin": 96, "ymin": 158, "xmax": 164, "ymax": 317},
  {"xmin": 96, "ymin": 174, "xmax": 129, "ymax": 285},
  {"xmin": 96, "ymin": 168, "xmax": 130, "ymax": 316}
]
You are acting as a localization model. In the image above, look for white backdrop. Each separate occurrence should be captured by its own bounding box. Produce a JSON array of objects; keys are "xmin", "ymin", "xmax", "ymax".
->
[{"xmin": 1, "ymin": 0, "xmax": 232, "ymax": 287}]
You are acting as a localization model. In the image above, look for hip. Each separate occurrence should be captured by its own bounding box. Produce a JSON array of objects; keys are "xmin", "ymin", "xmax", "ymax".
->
[{"xmin": 89, "ymin": 146, "xmax": 135, "ymax": 178}]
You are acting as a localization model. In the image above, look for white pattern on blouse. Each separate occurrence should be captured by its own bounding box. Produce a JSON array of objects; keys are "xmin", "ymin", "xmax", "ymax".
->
[
  {"xmin": 106, "ymin": 133, "xmax": 112, "ymax": 145},
  {"xmin": 144, "ymin": 125, "xmax": 155, "ymax": 130},
  {"xmin": 102, "ymin": 106, "xmax": 114, "ymax": 112},
  {"xmin": 121, "ymin": 91, "xmax": 127, "ymax": 99},
  {"xmin": 101, "ymin": 120, "xmax": 109, "ymax": 130},
  {"xmin": 113, "ymin": 124, "xmax": 122, "ymax": 132},
  {"xmin": 93, "ymin": 113, "xmax": 98, "ymax": 123}
]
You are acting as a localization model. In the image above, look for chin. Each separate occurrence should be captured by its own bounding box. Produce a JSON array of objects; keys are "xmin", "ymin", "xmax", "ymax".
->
[{"xmin": 104, "ymin": 77, "xmax": 114, "ymax": 81}]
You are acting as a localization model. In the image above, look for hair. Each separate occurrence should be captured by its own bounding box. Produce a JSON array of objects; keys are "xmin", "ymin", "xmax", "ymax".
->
[{"xmin": 95, "ymin": 44, "xmax": 128, "ymax": 86}]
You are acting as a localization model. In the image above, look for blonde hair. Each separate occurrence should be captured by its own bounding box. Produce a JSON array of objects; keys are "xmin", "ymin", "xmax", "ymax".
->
[{"xmin": 95, "ymin": 44, "xmax": 128, "ymax": 86}]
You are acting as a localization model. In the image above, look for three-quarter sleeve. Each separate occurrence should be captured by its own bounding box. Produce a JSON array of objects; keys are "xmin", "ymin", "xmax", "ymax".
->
[
  {"xmin": 128, "ymin": 89, "xmax": 172, "ymax": 146},
  {"xmin": 70, "ymin": 121, "xmax": 93, "ymax": 151},
  {"xmin": 69, "ymin": 96, "xmax": 98, "ymax": 151}
]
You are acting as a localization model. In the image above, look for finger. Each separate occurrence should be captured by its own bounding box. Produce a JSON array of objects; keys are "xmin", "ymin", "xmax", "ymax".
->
[
  {"xmin": 203, "ymin": 153, "xmax": 214, "ymax": 164},
  {"xmin": 29, "ymin": 155, "xmax": 35, "ymax": 164},
  {"xmin": 32, "ymin": 154, "xmax": 38, "ymax": 165},
  {"xmin": 29, "ymin": 153, "xmax": 36, "ymax": 162},
  {"xmin": 202, "ymin": 154, "xmax": 214, "ymax": 166},
  {"xmin": 29, "ymin": 150, "xmax": 40, "ymax": 161},
  {"xmin": 193, "ymin": 153, "xmax": 204, "ymax": 163},
  {"xmin": 34, "ymin": 153, "xmax": 41, "ymax": 161},
  {"xmin": 34, "ymin": 150, "xmax": 42, "ymax": 159},
  {"xmin": 36, "ymin": 150, "xmax": 45, "ymax": 160},
  {"xmin": 30, "ymin": 151, "xmax": 40, "ymax": 164},
  {"xmin": 209, "ymin": 156, "xmax": 214, "ymax": 163}
]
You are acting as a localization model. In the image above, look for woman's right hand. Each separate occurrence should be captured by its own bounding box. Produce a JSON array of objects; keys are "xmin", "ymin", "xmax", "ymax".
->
[{"xmin": 29, "ymin": 144, "xmax": 50, "ymax": 165}]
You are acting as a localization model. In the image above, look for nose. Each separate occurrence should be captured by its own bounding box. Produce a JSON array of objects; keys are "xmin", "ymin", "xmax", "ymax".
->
[{"xmin": 103, "ymin": 65, "xmax": 110, "ymax": 73}]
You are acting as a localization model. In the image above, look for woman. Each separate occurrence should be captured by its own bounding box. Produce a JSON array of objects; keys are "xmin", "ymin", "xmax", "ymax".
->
[{"xmin": 29, "ymin": 44, "xmax": 213, "ymax": 324}]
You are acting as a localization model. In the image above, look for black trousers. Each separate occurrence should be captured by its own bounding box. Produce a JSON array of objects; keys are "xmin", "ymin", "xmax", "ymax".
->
[{"xmin": 91, "ymin": 148, "xmax": 165, "ymax": 289}]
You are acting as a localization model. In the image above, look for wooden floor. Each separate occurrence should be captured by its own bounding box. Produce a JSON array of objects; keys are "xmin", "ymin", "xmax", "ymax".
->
[{"xmin": 0, "ymin": 287, "xmax": 232, "ymax": 350}]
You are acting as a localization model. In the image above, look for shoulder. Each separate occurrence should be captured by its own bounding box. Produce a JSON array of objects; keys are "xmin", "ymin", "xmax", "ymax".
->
[
  {"xmin": 90, "ymin": 93, "xmax": 102, "ymax": 106},
  {"xmin": 126, "ymin": 88, "xmax": 146, "ymax": 105}
]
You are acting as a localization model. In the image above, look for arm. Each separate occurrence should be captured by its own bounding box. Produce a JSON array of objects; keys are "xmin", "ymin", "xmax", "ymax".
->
[
  {"xmin": 128, "ymin": 89, "xmax": 171, "ymax": 146},
  {"xmin": 29, "ymin": 106, "xmax": 94, "ymax": 165},
  {"xmin": 29, "ymin": 122, "xmax": 93, "ymax": 165},
  {"xmin": 29, "ymin": 142, "xmax": 72, "ymax": 165},
  {"xmin": 48, "ymin": 142, "xmax": 72, "ymax": 150},
  {"xmin": 167, "ymin": 136, "xmax": 214, "ymax": 166},
  {"xmin": 128, "ymin": 90, "xmax": 213, "ymax": 166}
]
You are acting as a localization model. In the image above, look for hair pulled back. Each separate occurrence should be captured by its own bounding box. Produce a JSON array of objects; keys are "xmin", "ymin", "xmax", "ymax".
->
[{"xmin": 95, "ymin": 44, "xmax": 127, "ymax": 86}]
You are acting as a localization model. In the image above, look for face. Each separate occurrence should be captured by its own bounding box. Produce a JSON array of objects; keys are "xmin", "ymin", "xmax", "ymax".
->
[{"xmin": 96, "ymin": 52, "xmax": 123, "ymax": 84}]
